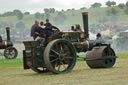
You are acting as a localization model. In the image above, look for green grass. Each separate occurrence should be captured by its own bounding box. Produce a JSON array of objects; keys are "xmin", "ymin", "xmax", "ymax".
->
[
  {"xmin": 116, "ymin": 52, "xmax": 128, "ymax": 58},
  {"xmin": 0, "ymin": 52, "xmax": 127, "ymax": 67},
  {"xmin": 0, "ymin": 43, "xmax": 24, "ymax": 67},
  {"xmin": 0, "ymin": 58, "xmax": 23, "ymax": 67},
  {"xmin": 0, "ymin": 52, "xmax": 128, "ymax": 85},
  {"xmin": 0, "ymin": 58, "xmax": 128, "ymax": 85}
]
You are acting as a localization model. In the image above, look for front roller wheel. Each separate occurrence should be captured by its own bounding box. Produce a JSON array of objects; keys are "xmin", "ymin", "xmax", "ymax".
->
[
  {"xmin": 4, "ymin": 47, "xmax": 18, "ymax": 59},
  {"xmin": 86, "ymin": 46, "xmax": 117, "ymax": 68},
  {"xmin": 44, "ymin": 39, "xmax": 77, "ymax": 74}
]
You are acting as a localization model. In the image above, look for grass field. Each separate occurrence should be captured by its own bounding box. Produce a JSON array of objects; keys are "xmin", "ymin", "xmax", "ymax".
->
[{"xmin": 0, "ymin": 52, "xmax": 128, "ymax": 85}]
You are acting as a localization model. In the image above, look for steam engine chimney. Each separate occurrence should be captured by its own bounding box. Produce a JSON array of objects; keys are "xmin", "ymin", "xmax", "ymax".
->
[
  {"xmin": 82, "ymin": 12, "xmax": 89, "ymax": 39},
  {"xmin": 6, "ymin": 27, "xmax": 10, "ymax": 40}
]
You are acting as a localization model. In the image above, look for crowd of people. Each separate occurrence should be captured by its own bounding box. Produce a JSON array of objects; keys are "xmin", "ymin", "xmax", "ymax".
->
[{"xmin": 30, "ymin": 19, "xmax": 56, "ymax": 45}]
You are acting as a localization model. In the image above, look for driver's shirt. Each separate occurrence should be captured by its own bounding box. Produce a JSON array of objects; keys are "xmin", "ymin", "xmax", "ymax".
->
[{"xmin": 35, "ymin": 25, "xmax": 47, "ymax": 38}]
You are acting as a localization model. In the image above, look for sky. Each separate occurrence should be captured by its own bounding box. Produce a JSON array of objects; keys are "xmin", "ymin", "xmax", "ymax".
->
[{"xmin": 0, "ymin": 0, "xmax": 128, "ymax": 14}]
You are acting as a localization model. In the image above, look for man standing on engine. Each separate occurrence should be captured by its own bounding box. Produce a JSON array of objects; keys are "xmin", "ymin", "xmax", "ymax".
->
[
  {"xmin": 44, "ymin": 18, "xmax": 52, "ymax": 28},
  {"xmin": 34, "ymin": 21, "xmax": 46, "ymax": 45},
  {"xmin": 31, "ymin": 20, "xmax": 39, "ymax": 40}
]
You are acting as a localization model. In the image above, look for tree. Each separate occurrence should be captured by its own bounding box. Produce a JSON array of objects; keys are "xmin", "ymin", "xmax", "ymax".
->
[
  {"xmin": 118, "ymin": 3, "xmax": 125, "ymax": 9},
  {"xmin": 111, "ymin": 1, "xmax": 116, "ymax": 6},
  {"xmin": 44, "ymin": 8, "xmax": 49, "ymax": 13},
  {"xmin": 67, "ymin": 9, "xmax": 72, "ymax": 11},
  {"xmin": 106, "ymin": 1, "xmax": 112, "ymax": 7},
  {"xmin": 17, "ymin": 12, "xmax": 23, "ymax": 20},
  {"xmin": 13, "ymin": 9, "xmax": 22, "ymax": 15},
  {"xmin": 34, "ymin": 12, "xmax": 41, "ymax": 19},
  {"xmin": 13, "ymin": 9, "xmax": 23, "ymax": 20},
  {"xmin": 61, "ymin": 9, "xmax": 64, "ymax": 11},
  {"xmin": 54, "ymin": 12, "xmax": 66, "ymax": 25},
  {"xmin": 72, "ymin": 8, "xmax": 75, "ymax": 10},
  {"xmin": 40, "ymin": 13, "xmax": 45, "ymax": 19},
  {"xmin": 44, "ymin": 8, "xmax": 50, "ymax": 18},
  {"xmin": 125, "ymin": 7, "xmax": 128, "ymax": 14},
  {"xmin": 49, "ymin": 8, "xmax": 56, "ymax": 13},
  {"xmin": 3, "ymin": 11, "xmax": 14, "ymax": 16},
  {"xmin": 80, "ymin": 7, "xmax": 86, "ymax": 10},
  {"xmin": 126, "ymin": 1, "xmax": 128, "ymax": 7},
  {"xmin": 15, "ymin": 21, "xmax": 25, "ymax": 29},
  {"xmin": 24, "ymin": 12, "xmax": 30, "ymax": 15},
  {"xmin": 91, "ymin": 3, "xmax": 102, "ymax": 8},
  {"xmin": 111, "ymin": 8, "xmax": 118, "ymax": 15}
]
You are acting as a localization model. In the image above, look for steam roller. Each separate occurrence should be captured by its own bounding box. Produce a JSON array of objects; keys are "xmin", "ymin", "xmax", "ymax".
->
[
  {"xmin": 22, "ymin": 12, "xmax": 117, "ymax": 74},
  {"xmin": 0, "ymin": 27, "xmax": 18, "ymax": 59}
]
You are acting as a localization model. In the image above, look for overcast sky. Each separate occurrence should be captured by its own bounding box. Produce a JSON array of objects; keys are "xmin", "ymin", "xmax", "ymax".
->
[{"xmin": 0, "ymin": 0, "xmax": 127, "ymax": 14}]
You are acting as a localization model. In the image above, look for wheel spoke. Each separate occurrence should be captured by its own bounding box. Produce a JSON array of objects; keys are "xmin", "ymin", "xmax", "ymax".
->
[
  {"xmin": 49, "ymin": 54, "xmax": 57, "ymax": 57},
  {"xmin": 60, "ymin": 61, "xmax": 66, "ymax": 69},
  {"xmin": 60, "ymin": 43, "xmax": 64, "ymax": 51},
  {"xmin": 51, "ymin": 49, "xmax": 59, "ymax": 55},
  {"xmin": 63, "ymin": 51, "xmax": 70, "ymax": 56},
  {"xmin": 63, "ymin": 58, "xmax": 70, "ymax": 65},
  {"xmin": 50, "ymin": 58, "xmax": 59, "ymax": 63},
  {"xmin": 58, "ymin": 64, "xmax": 61, "ymax": 71},
  {"xmin": 56, "ymin": 44, "xmax": 59, "ymax": 52},
  {"xmin": 64, "ymin": 56, "xmax": 73, "ymax": 59},
  {"xmin": 63, "ymin": 45, "xmax": 69, "ymax": 51},
  {"xmin": 63, "ymin": 46, "xmax": 71, "ymax": 56}
]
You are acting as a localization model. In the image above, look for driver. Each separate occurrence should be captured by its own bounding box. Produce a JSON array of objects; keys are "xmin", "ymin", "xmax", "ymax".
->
[
  {"xmin": 44, "ymin": 19, "xmax": 57, "ymax": 37},
  {"xmin": 44, "ymin": 18, "xmax": 52, "ymax": 28}
]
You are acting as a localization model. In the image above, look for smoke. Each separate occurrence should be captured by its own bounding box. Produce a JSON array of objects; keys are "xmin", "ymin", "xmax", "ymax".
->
[
  {"xmin": 112, "ymin": 36, "xmax": 128, "ymax": 53},
  {"xmin": 100, "ymin": 29, "xmax": 128, "ymax": 53}
]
